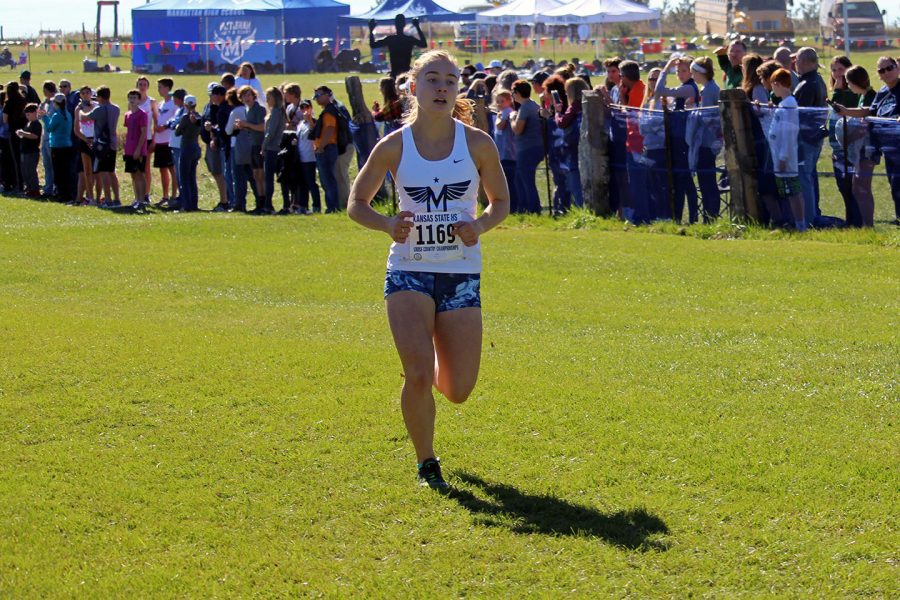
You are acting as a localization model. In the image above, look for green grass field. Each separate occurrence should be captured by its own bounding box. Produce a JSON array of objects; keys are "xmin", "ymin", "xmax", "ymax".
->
[
  {"xmin": 0, "ymin": 43, "xmax": 898, "ymax": 597},
  {"xmin": 0, "ymin": 199, "xmax": 897, "ymax": 596}
]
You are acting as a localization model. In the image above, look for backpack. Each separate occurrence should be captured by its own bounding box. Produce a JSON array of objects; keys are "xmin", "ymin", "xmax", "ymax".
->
[
  {"xmin": 334, "ymin": 102, "xmax": 352, "ymax": 154},
  {"xmin": 308, "ymin": 102, "xmax": 353, "ymax": 153}
]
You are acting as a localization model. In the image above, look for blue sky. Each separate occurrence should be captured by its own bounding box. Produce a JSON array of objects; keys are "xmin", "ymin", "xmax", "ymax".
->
[{"xmin": 1, "ymin": 0, "xmax": 897, "ymax": 38}]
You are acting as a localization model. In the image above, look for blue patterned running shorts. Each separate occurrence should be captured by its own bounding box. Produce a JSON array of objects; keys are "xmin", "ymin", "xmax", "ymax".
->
[{"xmin": 384, "ymin": 270, "xmax": 481, "ymax": 313}]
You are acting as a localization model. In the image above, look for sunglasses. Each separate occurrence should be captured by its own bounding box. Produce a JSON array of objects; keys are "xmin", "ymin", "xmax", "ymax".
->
[{"xmin": 878, "ymin": 64, "xmax": 896, "ymax": 74}]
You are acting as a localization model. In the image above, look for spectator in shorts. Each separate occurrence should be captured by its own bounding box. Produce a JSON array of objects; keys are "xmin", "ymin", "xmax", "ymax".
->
[
  {"xmin": 202, "ymin": 84, "xmax": 228, "ymax": 210},
  {"xmin": 767, "ymin": 69, "xmax": 805, "ymax": 231},
  {"xmin": 123, "ymin": 90, "xmax": 149, "ymax": 208},
  {"xmin": 135, "ymin": 76, "xmax": 157, "ymax": 204},
  {"xmin": 153, "ymin": 78, "xmax": 178, "ymax": 208},
  {"xmin": 15, "ymin": 103, "xmax": 42, "ymax": 197},
  {"xmin": 81, "ymin": 85, "xmax": 121, "ymax": 207},
  {"xmin": 74, "ymin": 86, "xmax": 99, "ymax": 205}
]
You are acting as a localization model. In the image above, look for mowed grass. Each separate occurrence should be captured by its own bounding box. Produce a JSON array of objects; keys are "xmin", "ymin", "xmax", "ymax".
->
[{"xmin": 0, "ymin": 197, "xmax": 897, "ymax": 596}]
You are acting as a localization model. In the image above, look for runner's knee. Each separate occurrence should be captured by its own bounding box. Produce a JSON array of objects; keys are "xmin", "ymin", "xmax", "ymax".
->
[
  {"xmin": 403, "ymin": 366, "xmax": 433, "ymax": 392},
  {"xmin": 441, "ymin": 381, "xmax": 474, "ymax": 404}
]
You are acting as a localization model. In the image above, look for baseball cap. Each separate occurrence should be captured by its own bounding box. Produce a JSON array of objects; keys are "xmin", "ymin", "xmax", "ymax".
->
[
  {"xmin": 53, "ymin": 93, "xmax": 66, "ymax": 104},
  {"xmin": 313, "ymin": 85, "xmax": 332, "ymax": 98},
  {"xmin": 531, "ymin": 71, "xmax": 550, "ymax": 85},
  {"xmin": 488, "ymin": 59, "xmax": 502, "ymax": 69},
  {"xmin": 299, "ymin": 99, "xmax": 312, "ymax": 108},
  {"xmin": 210, "ymin": 85, "xmax": 226, "ymax": 96},
  {"xmin": 172, "ymin": 88, "xmax": 187, "ymax": 100},
  {"xmin": 206, "ymin": 81, "xmax": 218, "ymax": 94},
  {"xmin": 20, "ymin": 70, "xmax": 31, "ymax": 79},
  {"xmin": 184, "ymin": 95, "xmax": 197, "ymax": 106}
]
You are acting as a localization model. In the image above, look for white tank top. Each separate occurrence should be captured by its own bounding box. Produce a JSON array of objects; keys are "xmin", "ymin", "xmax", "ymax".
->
[
  {"xmin": 386, "ymin": 120, "xmax": 482, "ymax": 274},
  {"xmin": 139, "ymin": 96, "xmax": 154, "ymax": 132},
  {"xmin": 79, "ymin": 101, "xmax": 96, "ymax": 138}
]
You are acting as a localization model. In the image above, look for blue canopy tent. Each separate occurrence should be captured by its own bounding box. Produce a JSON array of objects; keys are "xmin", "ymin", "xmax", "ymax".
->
[
  {"xmin": 132, "ymin": 0, "xmax": 350, "ymax": 73},
  {"xmin": 340, "ymin": 0, "xmax": 476, "ymax": 24}
]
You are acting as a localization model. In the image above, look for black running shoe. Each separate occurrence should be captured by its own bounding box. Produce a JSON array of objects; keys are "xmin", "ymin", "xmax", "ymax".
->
[{"xmin": 417, "ymin": 458, "xmax": 449, "ymax": 490}]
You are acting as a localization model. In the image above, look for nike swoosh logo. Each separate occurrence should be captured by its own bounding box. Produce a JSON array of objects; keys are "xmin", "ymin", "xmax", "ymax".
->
[{"xmin": 453, "ymin": 159, "xmax": 463, "ymax": 163}]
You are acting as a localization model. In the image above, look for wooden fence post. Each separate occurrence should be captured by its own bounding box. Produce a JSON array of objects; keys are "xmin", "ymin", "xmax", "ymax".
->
[
  {"xmin": 578, "ymin": 91, "xmax": 611, "ymax": 216},
  {"xmin": 345, "ymin": 75, "xmax": 387, "ymax": 202},
  {"xmin": 718, "ymin": 89, "xmax": 760, "ymax": 221},
  {"xmin": 344, "ymin": 75, "xmax": 373, "ymax": 125},
  {"xmin": 471, "ymin": 97, "xmax": 490, "ymax": 207}
]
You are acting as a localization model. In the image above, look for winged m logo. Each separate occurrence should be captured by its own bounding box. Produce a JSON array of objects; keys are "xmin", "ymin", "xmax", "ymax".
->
[{"xmin": 403, "ymin": 180, "xmax": 471, "ymax": 211}]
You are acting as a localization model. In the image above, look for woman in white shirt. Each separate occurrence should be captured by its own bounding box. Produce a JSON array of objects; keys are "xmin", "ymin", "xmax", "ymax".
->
[{"xmin": 235, "ymin": 62, "xmax": 265, "ymax": 99}]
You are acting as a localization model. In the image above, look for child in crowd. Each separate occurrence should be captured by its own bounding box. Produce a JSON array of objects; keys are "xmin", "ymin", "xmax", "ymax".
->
[
  {"xmin": 295, "ymin": 99, "xmax": 320, "ymax": 214},
  {"xmin": 15, "ymin": 104, "xmax": 43, "ymax": 197},
  {"xmin": 492, "ymin": 89, "xmax": 517, "ymax": 213},
  {"xmin": 75, "ymin": 86, "xmax": 98, "ymax": 205},
  {"xmin": 123, "ymin": 90, "xmax": 149, "ymax": 208},
  {"xmin": 767, "ymin": 68, "xmax": 805, "ymax": 231}
]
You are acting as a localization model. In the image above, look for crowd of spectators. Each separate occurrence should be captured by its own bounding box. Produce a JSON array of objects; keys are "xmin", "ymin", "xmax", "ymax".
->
[{"xmin": 1, "ymin": 47, "xmax": 899, "ymax": 228}]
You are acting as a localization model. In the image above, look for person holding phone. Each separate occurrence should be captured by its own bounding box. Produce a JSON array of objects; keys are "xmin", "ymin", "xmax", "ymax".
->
[
  {"xmin": 832, "ymin": 56, "xmax": 900, "ymax": 225},
  {"xmin": 175, "ymin": 95, "xmax": 202, "ymax": 211}
]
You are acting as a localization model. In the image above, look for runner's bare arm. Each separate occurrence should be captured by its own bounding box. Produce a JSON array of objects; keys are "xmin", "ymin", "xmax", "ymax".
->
[
  {"xmin": 453, "ymin": 127, "xmax": 509, "ymax": 246},
  {"xmin": 347, "ymin": 131, "xmax": 413, "ymax": 242}
]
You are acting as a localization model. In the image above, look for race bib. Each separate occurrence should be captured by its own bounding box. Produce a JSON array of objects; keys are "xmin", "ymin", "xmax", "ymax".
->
[{"xmin": 409, "ymin": 211, "xmax": 464, "ymax": 263}]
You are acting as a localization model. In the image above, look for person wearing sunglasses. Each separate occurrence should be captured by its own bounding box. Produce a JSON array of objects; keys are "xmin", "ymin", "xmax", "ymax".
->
[{"xmin": 833, "ymin": 56, "xmax": 900, "ymax": 224}]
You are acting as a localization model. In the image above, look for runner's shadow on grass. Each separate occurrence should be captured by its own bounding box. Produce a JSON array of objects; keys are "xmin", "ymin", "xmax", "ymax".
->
[{"xmin": 448, "ymin": 472, "xmax": 669, "ymax": 551}]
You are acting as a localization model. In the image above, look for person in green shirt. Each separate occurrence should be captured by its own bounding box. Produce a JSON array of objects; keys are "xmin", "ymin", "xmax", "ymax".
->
[
  {"xmin": 828, "ymin": 55, "xmax": 860, "ymax": 226},
  {"xmin": 844, "ymin": 65, "xmax": 878, "ymax": 227},
  {"xmin": 714, "ymin": 40, "xmax": 746, "ymax": 90}
]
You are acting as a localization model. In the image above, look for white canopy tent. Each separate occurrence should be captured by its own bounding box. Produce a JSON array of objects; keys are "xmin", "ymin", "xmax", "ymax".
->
[
  {"xmin": 543, "ymin": 0, "xmax": 660, "ymax": 24},
  {"xmin": 475, "ymin": 0, "xmax": 569, "ymax": 24}
]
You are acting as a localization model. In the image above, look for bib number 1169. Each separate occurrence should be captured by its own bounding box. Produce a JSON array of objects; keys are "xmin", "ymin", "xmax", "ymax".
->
[
  {"xmin": 415, "ymin": 223, "xmax": 456, "ymax": 245},
  {"xmin": 409, "ymin": 211, "xmax": 465, "ymax": 263}
]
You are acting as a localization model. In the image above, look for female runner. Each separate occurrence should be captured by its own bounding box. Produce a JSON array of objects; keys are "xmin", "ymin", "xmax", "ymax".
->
[{"xmin": 348, "ymin": 50, "xmax": 509, "ymax": 489}]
